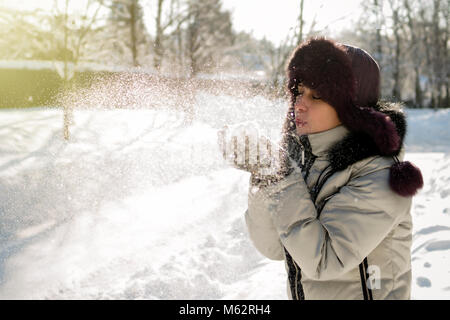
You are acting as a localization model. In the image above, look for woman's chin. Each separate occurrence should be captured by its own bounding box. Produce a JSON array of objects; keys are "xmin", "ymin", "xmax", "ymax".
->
[{"xmin": 296, "ymin": 125, "xmax": 312, "ymax": 136}]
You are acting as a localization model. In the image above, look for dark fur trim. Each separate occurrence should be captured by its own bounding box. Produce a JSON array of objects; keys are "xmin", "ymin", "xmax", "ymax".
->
[
  {"xmin": 327, "ymin": 101, "xmax": 405, "ymax": 170},
  {"xmin": 325, "ymin": 101, "xmax": 423, "ymax": 197},
  {"xmin": 327, "ymin": 130, "xmax": 377, "ymax": 171},
  {"xmin": 375, "ymin": 100, "xmax": 407, "ymax": 145}
]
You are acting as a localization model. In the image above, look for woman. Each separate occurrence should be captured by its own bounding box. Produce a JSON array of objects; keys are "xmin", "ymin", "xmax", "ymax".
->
[{"xmin": 244, "ymin": 38, "xmax": 424, "ymax": 300}]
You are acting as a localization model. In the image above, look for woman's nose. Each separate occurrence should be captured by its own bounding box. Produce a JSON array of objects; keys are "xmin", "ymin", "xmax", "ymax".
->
[{"xmin": 294, "ymin": 97, "xmax": 308, "ymax": 113}]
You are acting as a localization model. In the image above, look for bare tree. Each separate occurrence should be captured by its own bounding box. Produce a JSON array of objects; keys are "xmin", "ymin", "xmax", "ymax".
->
[
  {"xmin": 355, "ymin": 0, "xmax": 391, "ymax": 98},
  {"xmin": 39, "ymin": 0, "xmax": 105, "ymax": 140},
  {"xmin": 183, "ymin": 0, "xmax": 233, "ymax": 77},
  {"xmin": 262, "ymin": 32, "xmax": 297, "ymax": 96},
  {"xmin": 373, "ymin": 0, "xmax": 384, "ymax": 64},
  {"xmin": 260, "ymin": 0, "xmax": 317, "ymax": 96},
  {"xmin": 387, "ymin": 0, "xmax": 403, "ymax": 100},
  {"xmin": 0, "ymin": 8, "xmax": 45, "ymax": 59},
  {"xmin": 297, "ymin": 0, "xmax": 305, "ymax": 44},
  {"xmin": 104, "ymin": 0, "xmax": 150, "ymax": 67},
  {"xmin": 403, "ymin": 0, "xmax": 423, "ymax": 107},
  {"xmin": 444, "ymin": 0, "xmax": 449, "ymax": 108},
  {"xmin": 154, "ymin": 0, "xmax": 164, "ymax": 69},
  {"xmin": 416, "ymin": 0, "xmax": 448, "ymax": 108},
  {"xmin": 431, "ymin": 0, "xmax": 449, "ymax": 108},
  {"xmin": 153, "ymin": 0, "xmax": 189, "ymax": 71}
]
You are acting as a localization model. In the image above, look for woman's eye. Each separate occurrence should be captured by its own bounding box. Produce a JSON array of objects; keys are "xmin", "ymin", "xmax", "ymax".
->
[{"xmin": 312, "ymin": 95, "xmax": 321, "ymax": 100}]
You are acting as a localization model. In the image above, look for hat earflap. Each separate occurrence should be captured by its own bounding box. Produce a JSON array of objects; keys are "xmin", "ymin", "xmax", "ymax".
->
[{"xmin": 338, "ymin": 105, "xmax": 400, "ymax": 155}]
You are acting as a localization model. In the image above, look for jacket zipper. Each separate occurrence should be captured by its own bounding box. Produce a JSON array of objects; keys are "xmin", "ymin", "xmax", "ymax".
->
[
  {"xmin": 294, "ymin": 264, "xmax": 299, "ymax": 299},
  {"xmin": 295, "ymin": 139, "xmax": 306, "ymax": 299},
  {"xmin": 362, "ymin": 261, "xmax": 369, "ymax": 299},
  {"xmin": 359, "ymin": 258, "xmax": 373, "ymax": 300},
  {"xmin": 364, "ymin": 258, "xmax": 374, "ymax": 300},
  {"xmin": 285, "ymin": 136, "xmax": 310, "ymax": 300}
]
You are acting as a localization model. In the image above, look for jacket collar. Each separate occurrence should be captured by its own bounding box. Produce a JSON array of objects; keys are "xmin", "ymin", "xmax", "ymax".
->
[
  {"xmin": 293, "ymin": 101, "xmax": 406, "ymax": 172},
  {"xmin": 327, "ymin": 101, "xmax": 406, "ymax": 171},
  {"xmin": 303, "ymin": 125, "xmax": 350, "ymax": 158}
]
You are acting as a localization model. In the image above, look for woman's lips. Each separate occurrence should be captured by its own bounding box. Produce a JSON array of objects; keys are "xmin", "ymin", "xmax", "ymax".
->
[{"xmin": 295, "ymin": 119, "xmax": 307, "ymax": 127}]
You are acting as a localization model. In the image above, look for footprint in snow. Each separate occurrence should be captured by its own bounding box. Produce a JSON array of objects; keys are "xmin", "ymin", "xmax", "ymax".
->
[
  {"xmin": 416, "ymin": 277, "xmax": 432, "ymax": 288},
  {"xmin": 425, "ymin": 240, "xmax": 450, "ymax": 252}
]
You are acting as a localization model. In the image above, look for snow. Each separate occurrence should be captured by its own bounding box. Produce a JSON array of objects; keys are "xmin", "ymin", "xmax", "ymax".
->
[
  {"xmin": 196, "ymin": 70, "xmax": 266, "ymax": 82},
  {"xmin": 0, "ymin": 95, "xmax": 449, "ymax": 299},
  {"xmin": 404, "ymin": 108, "xmax": 450, "ymax": 152}
]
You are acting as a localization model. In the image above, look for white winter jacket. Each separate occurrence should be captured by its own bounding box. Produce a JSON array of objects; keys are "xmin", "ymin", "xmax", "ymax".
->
[{"xmin": 245, "ymin": 123, "xmax": 414, "ymax": 300}]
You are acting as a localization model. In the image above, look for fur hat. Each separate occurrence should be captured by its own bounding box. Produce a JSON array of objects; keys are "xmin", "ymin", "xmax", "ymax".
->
[{"xmin": 286, "ymin": 37, "xmax": 400, "ymax": 155}]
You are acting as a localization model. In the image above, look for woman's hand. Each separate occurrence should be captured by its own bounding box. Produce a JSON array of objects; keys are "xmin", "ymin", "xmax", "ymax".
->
[{"xmin": 217, "ymin": 124, "xmax": 277, "ymax": 175}]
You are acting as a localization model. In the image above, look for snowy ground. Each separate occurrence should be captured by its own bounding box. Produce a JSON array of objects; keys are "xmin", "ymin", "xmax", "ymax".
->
[{"xmin": 0, "ymin": 93, "xmax": 449, "ymax": 299}]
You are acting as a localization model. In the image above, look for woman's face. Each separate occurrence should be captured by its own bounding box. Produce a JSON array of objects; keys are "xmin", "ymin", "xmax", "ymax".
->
[{"xmin": 294, "ymin": 84, "xmax": 342, "ymax": 135}]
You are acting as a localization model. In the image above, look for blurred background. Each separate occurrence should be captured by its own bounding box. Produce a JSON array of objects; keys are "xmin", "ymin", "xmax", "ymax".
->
[{"xmin": 0, "ymin": 0, "xmax": 448, "ymax": 110}]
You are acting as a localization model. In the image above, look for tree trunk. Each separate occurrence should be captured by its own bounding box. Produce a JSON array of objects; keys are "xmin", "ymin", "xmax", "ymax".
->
[
  {"xmin": 187, "ymin": 2, "xmax": 199, "ymax": 77},
  {"xmin": 297, "ymin": 0, "xmax": 304, "ymax": 45},
  {"xmin": 188, "ymin": 24, "xmax": 198, "ymax": 77},
  {"xmin": 63, "ymin": 0, "xmax": 70, "ymax": 140},
  {"xmin": 432, "ymin": 0, "xmax": 441, "ymax": 108},
  {"xmin": 442, "ymin": 0, "xmax": 449, "ymax": 107},
  {"xmin": 414, "ymin": 68, "xmax": 423, "ymax": 108},
  {"xmin": 392, "ymin": 6, "xmax": 401, "ymax": 100},
  {"xmin": 154, "ymin": 0, "xmax": 164, "ymax": 70},
  {"xmin": 129, "ymin": 0, "xmax": 138, "ymax": 67},
  {"xmin": 404, "ymin": 0, "xmax": 423, "ymax": 107},
  {"xmin": 373, "ymin": 0, "xmax": 383, "ymax": 63}
]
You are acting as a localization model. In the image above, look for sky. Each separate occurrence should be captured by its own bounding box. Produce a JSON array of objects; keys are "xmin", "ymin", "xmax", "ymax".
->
[
  {"xmin": 222, "ymin": 0, "xmax": 364, "ymax": 44},
  {"xmin": 1, "ymin": 0, "xmax": 364, "ymax": 45}
]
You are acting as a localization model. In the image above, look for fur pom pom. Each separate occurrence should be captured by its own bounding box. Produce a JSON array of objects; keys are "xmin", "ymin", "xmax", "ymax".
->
[{"xmin": 389, "ymin": 161, "xmax": 424, "ymax": 197}]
